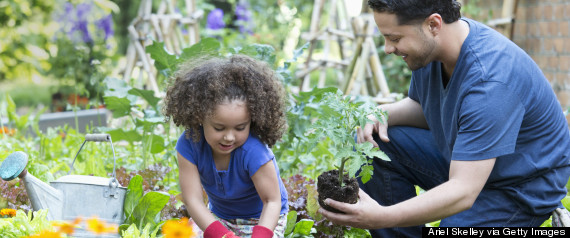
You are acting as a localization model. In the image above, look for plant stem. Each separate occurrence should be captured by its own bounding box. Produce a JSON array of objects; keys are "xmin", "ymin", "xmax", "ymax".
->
[
  {"xmin": 338, "ymin": 157, "xmax": 349, "ymax": 187},
  {"xmin": 74, "ymin": 86, "xmax": 79, "ymax": 132}
]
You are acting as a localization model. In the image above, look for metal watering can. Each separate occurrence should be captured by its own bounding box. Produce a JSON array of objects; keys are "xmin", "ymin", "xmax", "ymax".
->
[{"xmin": 0, "ymin": 134, "xmax": 125, "ymax": 238}]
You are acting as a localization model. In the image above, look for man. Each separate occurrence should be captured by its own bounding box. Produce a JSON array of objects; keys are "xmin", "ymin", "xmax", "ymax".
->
[{"xmin": 318, "ymin": 0, "xmax": 570, "ymax": 237}]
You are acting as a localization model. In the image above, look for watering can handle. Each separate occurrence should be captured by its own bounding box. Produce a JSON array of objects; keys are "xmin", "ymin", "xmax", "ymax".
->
[
  {"xmin": 85, "ymin": 134, "xmax": 111, "ymax": 142},
  {"xmin": 68, "ymin": 134, "xmax": 119, "ymax": 183}
]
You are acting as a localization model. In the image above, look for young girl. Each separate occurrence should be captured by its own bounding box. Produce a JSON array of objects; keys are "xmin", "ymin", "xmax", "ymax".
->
[{"xmin": 163, "ymin": 55, "xmax": 289, "ymax": 238}]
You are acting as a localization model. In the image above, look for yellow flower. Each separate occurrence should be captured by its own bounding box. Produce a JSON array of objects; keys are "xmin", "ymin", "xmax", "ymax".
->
[
  {"xmin": 86, "ymin": 217, "xmax": 118, "ymax": 234},
  {"xmin": 0, "ymin": 208, "xmax": 17, "ymax": 217},
  {"xmin": 26, "ymin": 230, "xmax": 62, "ymax": 238},
  {"xmin": 162, "ymin": 217, "xmax": 196, "ymax": 238},
  {"xmin": 52, "ymin": 217, "xmax": 82, "ymax": 235}
]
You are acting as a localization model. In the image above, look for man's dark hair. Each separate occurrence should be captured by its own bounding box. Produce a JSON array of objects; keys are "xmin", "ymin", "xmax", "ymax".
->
[{"xmin": 368, "ymin": 0, "xmax": 462, "ymax": 25}]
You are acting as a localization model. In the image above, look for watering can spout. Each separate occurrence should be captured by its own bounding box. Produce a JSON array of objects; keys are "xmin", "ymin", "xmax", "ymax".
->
[{"xmin": 0, "ymin": 151, "xmax": 64, "ymax": 220}]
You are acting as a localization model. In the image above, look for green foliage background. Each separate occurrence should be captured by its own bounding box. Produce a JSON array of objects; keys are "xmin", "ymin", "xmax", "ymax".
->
[{"xmin": 0, "ymin": 0, "xmax": 567, "ymax": 237}]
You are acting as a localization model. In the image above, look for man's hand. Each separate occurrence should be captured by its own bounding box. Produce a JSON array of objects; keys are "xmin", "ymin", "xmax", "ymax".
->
[
  {"xmin": 357, "ymin": 114, "xmax": 389, "ymax": 147},
  {"xmin": 318, "ymin": 189, "xmax": 391, "ymax": 229}
]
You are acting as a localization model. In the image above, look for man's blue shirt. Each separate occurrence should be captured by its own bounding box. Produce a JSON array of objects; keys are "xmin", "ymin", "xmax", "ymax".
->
[{"xmin": 409, "ymin": 18, "xmax": 570, "ymax": 215}]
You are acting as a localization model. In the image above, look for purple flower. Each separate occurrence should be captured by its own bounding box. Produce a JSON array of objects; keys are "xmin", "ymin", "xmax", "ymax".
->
[
  {"xmin": 63, "ymin": 2, "xmax": 93, "ymax": 43},
  {"xmin": 235, "ymin": 4, "xmax": 251, "ymax": 22},
  {"xmin": 206, "ymin": 8, "xmax": 226, "ymax": 30},
  {"xmin": 73, "ymin": 20, "xmax": 92, "ymax": 43},
  {"xmin": 96, "ymin": 14, "xmax": 114, "ymax": 41},
  {"xmin": 235, "ymin": 2, "xmax": 253, "ymax": 34}
]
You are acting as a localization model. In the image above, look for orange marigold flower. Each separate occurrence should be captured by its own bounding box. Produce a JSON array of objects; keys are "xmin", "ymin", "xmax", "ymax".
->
[
  {"xmin": 0, "ymin": 126, "xmax": 15, "ymax": 136},
  {"xmin": 52, "ymin": 217, "xmax": 82, "ymax": 235},
  {"xmin": 86, "ymin": 217, "xmax": 118, "ymax": 234},
  {"xmin": 0, "ymin": 208, "xmax": 17, "ymax": 217},
  {"xmin": 26, "ymin": 230, "xmax": 62, "ymax": 238},
  {"xmin": 162, "ymin": 217, "xmax": 196, "ymax": 238}
]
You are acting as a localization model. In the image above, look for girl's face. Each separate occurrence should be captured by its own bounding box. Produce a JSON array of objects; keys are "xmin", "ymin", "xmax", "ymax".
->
[{"xmin": 203, "ymin": 99, "xmax": 251, "ymax": 159}]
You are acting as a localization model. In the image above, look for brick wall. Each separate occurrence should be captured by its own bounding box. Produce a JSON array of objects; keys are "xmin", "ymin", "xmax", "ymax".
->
[{"xmin": 467, "ymin": 0, "xmax": 570, "ymax": 110}]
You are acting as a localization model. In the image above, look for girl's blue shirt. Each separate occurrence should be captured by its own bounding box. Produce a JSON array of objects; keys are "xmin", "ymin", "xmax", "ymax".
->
[{"xmin": 176, "ymin": 130, "xmax": 288, "ymax": 219}]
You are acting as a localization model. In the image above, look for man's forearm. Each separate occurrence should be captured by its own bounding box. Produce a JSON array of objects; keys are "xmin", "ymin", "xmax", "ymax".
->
[
  {"xmin": 378, "ymin": 179, "xmax": 475, "ymax": 227},
  {"xmin": 374, "ymin": 159, "xmax": 495, "ymax": 228},
  {"xmin": 381, "ymin": 97, "xmax": 428, "ymax": 129}
]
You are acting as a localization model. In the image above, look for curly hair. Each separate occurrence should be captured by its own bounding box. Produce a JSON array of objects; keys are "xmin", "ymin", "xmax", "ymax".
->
[
  {"xmin": 163, "ymin": 54, "xmax": 287, "ymax": 147},
  {"xmin": 368, "ymin": 0, "xmax": 461, "ymax": 25}
]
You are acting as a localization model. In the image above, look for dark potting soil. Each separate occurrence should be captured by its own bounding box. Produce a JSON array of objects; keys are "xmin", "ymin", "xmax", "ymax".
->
[{"xmin": 317, "ymin": 169, "xmax": 359, "ymax": 213}]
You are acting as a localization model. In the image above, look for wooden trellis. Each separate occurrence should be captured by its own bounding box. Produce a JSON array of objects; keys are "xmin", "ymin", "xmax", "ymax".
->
[
  {"xmin": 122, "ymin": 0, "xmax": 204, "ymax": 95},
  {"xmin": 297, "ymin": 0, "xmax": 353, "ymax": 91},
  {"xmin": 297, "ymin": 0, "xmax": 396, "ymax": 103},
  {"xmin": 342, "ymin": 13, "xmax": 394, "ymax": 103},
  {"xmin": 486, "ymin": 0, "xmax": 518, "ymax": 40}
]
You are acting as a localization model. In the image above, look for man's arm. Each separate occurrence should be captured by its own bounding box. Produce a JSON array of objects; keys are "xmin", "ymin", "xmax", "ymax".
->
[{"xmin": 319, "ymin": 158, "xmax": 495, "ymax": 228}]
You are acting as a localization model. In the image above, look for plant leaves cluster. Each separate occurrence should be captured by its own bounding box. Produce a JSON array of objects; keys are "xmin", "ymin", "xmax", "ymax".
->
[
  {"xmin": 120, "ymin": 174, "xmax": 170, "ymax": 235},
  {"xmin": 300, "ymin": 89, "xmax": 389, "ymax": 184},
  {"xmin": 0, "ymin": 210, "xmax": 52, "ymax": 238}
]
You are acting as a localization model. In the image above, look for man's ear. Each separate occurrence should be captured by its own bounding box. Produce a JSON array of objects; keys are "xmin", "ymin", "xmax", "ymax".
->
[{"xmin": 425, "ymin": 13, "xmax": 443, "ymax": 36}]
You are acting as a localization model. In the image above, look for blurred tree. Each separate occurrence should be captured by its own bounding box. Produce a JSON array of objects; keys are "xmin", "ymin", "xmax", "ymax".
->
[{"xmin": 0, "ymin": 0, "xmax": 54, "ymax": 83}]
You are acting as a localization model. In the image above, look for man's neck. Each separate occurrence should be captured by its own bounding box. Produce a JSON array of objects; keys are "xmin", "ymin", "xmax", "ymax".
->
[{"xmin": 439, "ymin": 19, "xmax": 470, "ymax": 79}]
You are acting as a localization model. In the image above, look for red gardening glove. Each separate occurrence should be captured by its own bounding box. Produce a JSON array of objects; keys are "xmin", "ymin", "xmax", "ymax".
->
[
  {"xmin": 204, "ymin": 221, "xmax": 235, "ymax": 238},
  {"xmin": 251, "ymin": 225, "xmax": 274, "ymax": 238}
]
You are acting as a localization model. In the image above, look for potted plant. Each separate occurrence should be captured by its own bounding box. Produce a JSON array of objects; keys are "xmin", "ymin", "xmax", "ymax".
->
[{"xmin": 302, "ymin": 89, "xmax": 389, "ymax": 213}]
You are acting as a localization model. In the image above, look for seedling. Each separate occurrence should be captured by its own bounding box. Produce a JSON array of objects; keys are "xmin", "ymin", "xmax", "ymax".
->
[{"xmin": 304, "ymin": 89, "xmax": 390, "ymax": 186}]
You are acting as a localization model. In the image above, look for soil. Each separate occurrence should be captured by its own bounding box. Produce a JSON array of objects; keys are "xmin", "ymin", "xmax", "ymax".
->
[{"xmin": 317, "ymin": 169, "xmax": 359, "ymax": 213}]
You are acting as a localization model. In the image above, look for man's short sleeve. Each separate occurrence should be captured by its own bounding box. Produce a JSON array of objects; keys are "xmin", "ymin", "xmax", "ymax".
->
[{"xmin": 452, "ymin": 81, "xmax": 525, "ymax": 160}]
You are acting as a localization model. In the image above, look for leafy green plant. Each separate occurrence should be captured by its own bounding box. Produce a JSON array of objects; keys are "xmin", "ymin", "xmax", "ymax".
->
[
  {"xmin": 0, "ymin": 209, "xmax": 53, "ymax": 238},
  {"xmin": 303, "ymin": 89, "xmax": 388, "ymax": 185},
  {"xmin": 121, "ymin": 174, "xmax": 170, "ymax": 235},
  {"xmin": 121, "ymin": 223, "xmax": 162, "ymax": 238},
  {"xmin": 284, "ymin": 211, "xmax": 316, "ymax": 238}
]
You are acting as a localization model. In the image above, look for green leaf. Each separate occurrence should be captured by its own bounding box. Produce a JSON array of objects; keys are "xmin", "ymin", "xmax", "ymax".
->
[
  {"xmin": 359, "ymin": 165, "xmax": 374, "ymax": 184},
  {"xmin": 103, "ymin": 96, "xmax": 133, "ymax": 118},
  {"xmin": 562, "ymin": 196, "xmax": 570, "ymax": 210},
  {"xmin": 103, "ymin": 77, "xmax": 133, "ymax": 98},
  {"xmin": 106, "ymin": 129, "xmax": 143, "ymax": 144},
  {"xmin": 284, "ymin": 211, "xmax": 298, "ymax": 235},
  {"xmin": 146, "ymin": 41, "xmax": 180, "ymax": 76},
  {"xmin": 344, "ymin": 227, "xmax": 372, "ymax": 238},
  {"xmin": 180, "ymin": 37, "xmax": 221, "ymax": 61},
  {"xmin": 132, "ymin": 191, "xmax": 170, "ymax": 229},
  {"xmin": 135, "ymin": 117, "xmax": 164, "ymax": 132},
  {"xmin": 294, "ymin": 87, "xmax": 338, "ymax": 103},
  {"xmin": 128, "ymin": 88, "xmax": 161, "ymax": 109},
  {"xmin": 305, "ymin": 184, "xmax": 322, "ymax": 220},
  {"xmin": 147, "ymin": 134, "xmax": 165, "ymax": 154},
  {"xmin": 292, "ymin": 219, "xmax": 315, "ymax": 236},
  {"xmin": 124, "ymin": 175, "xmax": 144, "ymax": 222},
  {"xmin": 240, "ymin": 44, "xmax": 276, "ymax": 66},
  {"xmin": 118, "ymin": 224, "xmax": 132, "ymax": 237}
]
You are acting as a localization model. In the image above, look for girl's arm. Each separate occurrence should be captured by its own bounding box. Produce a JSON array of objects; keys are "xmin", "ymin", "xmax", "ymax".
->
[
  {"xmin": 251, "ymin": 160, "xmax": 282, "ymax": 231},
  {"xmin": 177, "ymin": 152, "xmax": 230, "ymax": 236}
]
